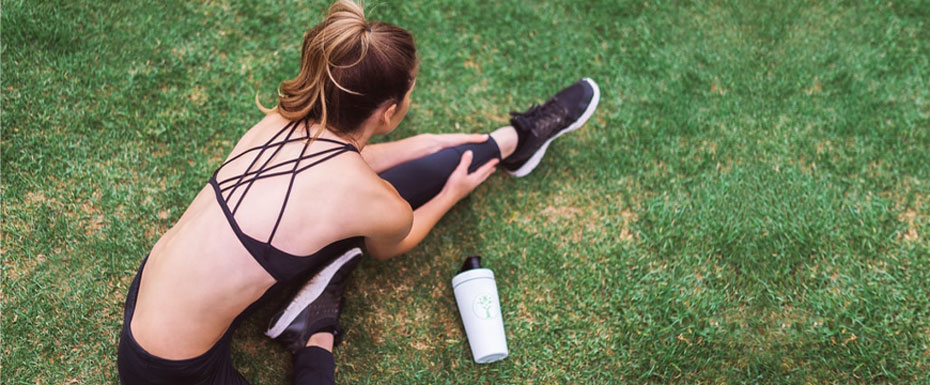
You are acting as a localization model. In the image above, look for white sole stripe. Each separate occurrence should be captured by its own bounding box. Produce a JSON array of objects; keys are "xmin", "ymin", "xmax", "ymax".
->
[{"xmin": 264, "ymin": 247, "xmax": 362, "ymax": 339}]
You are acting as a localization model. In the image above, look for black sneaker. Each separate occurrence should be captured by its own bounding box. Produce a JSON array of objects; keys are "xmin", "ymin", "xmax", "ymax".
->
[
  {"xmin": 265, "ymin": 247, "xmax": 362, "ymax": 353},
  {"xmin": 502, "ymin": 78, "xmax": 600, "ymax": 177}
]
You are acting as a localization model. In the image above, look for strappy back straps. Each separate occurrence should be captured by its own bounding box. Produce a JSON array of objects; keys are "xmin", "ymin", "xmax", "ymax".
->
[{"xmin": 211, "ymin": 120, "xmax": 358, "ymax": 245}]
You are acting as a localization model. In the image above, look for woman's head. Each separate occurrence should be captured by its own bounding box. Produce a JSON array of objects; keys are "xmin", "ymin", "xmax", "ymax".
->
[{"xmin": 261, "ymin": 0, "xmax": 417, "ymax": 136}]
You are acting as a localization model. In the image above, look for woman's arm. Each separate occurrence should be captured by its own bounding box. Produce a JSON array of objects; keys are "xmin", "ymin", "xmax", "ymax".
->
[
  {"xmin": 361, "ymin": 133, "xmax": 490, "ymax": 173},
  {"xmin": 365, "ymin": 150, "xmax": 498, "ymax": 260}
]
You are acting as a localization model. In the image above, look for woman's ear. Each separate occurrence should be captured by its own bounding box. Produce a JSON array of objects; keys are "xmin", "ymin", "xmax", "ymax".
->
[{"xmin": 381, "ymin": 103, "xmax": 398, "ymax": 125}]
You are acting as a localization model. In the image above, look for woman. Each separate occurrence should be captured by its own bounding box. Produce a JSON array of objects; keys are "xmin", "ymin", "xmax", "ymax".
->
[{"xmin": 116, "ymin": 1, "xmax": 599, "ymax": 384}]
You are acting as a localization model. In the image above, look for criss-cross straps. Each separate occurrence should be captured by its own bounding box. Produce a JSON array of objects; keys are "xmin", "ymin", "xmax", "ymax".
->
[{"xmin": 210, "ymin": 121, "xmax": 358, "ymax": 245}]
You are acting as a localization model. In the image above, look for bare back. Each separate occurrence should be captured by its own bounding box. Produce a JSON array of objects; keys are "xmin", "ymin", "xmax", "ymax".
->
[{"xmin": 130, "ymin": 114, "xmax": 405, "ymax": 359}]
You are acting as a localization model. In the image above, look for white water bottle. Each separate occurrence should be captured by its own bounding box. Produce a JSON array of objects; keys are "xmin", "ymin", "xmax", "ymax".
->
[{"xmin": 452, "ymin": 256, "xmax": 508, "ymax": 364}]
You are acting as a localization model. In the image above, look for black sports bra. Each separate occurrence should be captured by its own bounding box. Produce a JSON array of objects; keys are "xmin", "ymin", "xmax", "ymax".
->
[{"xmin": 209, "ymin": 120, "xmax": 362, "ymax": 282}]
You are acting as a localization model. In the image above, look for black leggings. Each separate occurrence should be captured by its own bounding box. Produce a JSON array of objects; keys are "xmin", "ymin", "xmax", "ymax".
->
[
  {"xmin": 117, "ymin": 137, "xmax": 501, "ymax": 385},
  {"xmin": 379, "ymin": 136, "xmax": 502, "ymax": 209},
  {"xmin": 119, "ymin": 257, "xmax": 336, "ymax": 385}
]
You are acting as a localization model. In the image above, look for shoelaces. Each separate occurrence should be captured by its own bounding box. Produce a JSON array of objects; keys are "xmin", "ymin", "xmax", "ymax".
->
[{"xmin": 510, "ymin": 99, "xmax": 568, "ymax": 137}]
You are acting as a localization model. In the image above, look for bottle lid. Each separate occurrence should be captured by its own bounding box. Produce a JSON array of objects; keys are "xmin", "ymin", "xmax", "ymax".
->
[{"xmin": 459, "ymin": 255, "xmax": 482, "ymax": 273}]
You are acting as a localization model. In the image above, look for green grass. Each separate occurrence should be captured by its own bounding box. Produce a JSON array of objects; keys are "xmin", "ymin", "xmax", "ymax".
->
[{"xmin": 3, "ymin": 0, "xmax": 929, "ymax": 383}]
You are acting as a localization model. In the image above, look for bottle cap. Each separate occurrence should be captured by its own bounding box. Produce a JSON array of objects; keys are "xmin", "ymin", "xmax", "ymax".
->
[{"xmin": 459, "ymin": 255, "xmax": 482, "ymax": 273}]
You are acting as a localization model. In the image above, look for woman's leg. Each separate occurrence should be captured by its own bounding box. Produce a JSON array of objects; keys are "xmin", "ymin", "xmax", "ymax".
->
[
  {"xmin": 379, "ymin": 126, "xmax": 517, "ymax": 209},
  {"xmin": 292, "ymin": 347, "xmax": 335, "ymax": 385},
  {"xmin": 286, "ymin": 127, "xmax": 518, "ymax": 385},
  {"xmin": 490, "ymin": 126, "xmax": 518, "ymax": 159},
  {"xmin": 275, "ymin": 249, "xmax": 362, "ymax": 385},
  {"xmin": 287, "ymin": 79, "xmax": 598, "ymax": 383},
  {"xmin": 290, "ymin": 332, "xmax": 336, "ymax": 384}
]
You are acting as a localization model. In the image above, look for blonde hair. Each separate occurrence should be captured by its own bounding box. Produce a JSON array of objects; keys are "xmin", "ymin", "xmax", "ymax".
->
[{"xmin": 258, "ymin": 0, "xmax": 417, "ymax": 138}]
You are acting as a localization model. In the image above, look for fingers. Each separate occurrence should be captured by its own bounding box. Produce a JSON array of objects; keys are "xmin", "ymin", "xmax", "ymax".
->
[
  {"xmin": 469, "ymin": 158, "xmax": 499, "ymax": 184},
  {"xmin": 444, "ymin": 133, "xmax": 491, "ymax": 147},
  {"xmin": 454, "ymin": 150, "xmax": 473, "ymax": 175},
  {"xmin": 444, "ymin": 153, "xmax": 498, "ymax": 199},
  {"xmin": 456, "ymin": 133, "xmax": 490, "ymax": 144}
]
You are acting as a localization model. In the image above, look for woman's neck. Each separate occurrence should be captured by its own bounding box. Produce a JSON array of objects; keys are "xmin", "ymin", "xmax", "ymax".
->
[{"xmin": 307, "ymin": 122, "xmax": 372, "ymax": 151}]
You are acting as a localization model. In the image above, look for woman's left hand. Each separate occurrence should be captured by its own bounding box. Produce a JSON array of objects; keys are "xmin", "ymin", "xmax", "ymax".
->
[
  {"xmin": 418, "ymin": 133, "xmax": 490, "ymax": 155},
  {"xmin": 361, "ymin": 132, "xmax": 492, "ymax": 174}
]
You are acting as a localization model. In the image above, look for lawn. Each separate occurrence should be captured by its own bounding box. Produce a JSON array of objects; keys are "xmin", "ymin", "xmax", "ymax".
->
[{"xmin": 2, "ymin": 0, "xmax": 929, "ymax": 383}]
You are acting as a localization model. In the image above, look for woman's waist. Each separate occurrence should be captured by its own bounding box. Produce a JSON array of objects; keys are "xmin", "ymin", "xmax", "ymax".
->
[{"xmin": 126, "ymin": 251, "xmax": 276, "ymax": 360}]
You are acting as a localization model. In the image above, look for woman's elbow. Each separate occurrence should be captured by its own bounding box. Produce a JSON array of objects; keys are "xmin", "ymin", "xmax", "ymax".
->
[
  {"xmin": 365, "ymin": 241, "xmax": 404, "ymax": 261},
  {"xmin": 369, "ymin": 249, "xmax": 395, "ymax": 261}
]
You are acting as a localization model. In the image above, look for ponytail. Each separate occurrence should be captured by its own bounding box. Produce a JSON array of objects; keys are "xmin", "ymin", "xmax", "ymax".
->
[{"xmin": 259, "ymin": 0, "xmax": 417, "ymax": 137}]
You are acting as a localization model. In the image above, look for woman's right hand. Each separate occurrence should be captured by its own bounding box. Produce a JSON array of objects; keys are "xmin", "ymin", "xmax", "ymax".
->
[{"xmin": 439, "ymin": 151, "xmax": 499, "ymax": 202}]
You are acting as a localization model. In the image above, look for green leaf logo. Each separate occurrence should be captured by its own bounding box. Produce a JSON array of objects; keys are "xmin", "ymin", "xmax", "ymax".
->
[{"xmin": 472, "ymin": 294, "xmax": 496, "ymax": 320}]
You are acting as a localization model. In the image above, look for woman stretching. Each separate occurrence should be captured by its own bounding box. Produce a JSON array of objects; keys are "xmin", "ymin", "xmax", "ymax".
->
[{"xmin": 116, "ymin": 1, "xmax": 599, "ymax": 384}]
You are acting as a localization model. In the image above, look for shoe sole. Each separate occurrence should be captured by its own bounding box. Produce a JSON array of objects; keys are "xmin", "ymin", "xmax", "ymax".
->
[
  {"xmin": 506, "ymin": 78, "xmax": 601, "ymax": 178},
  {"xmin": 264, "ymin": 247, "xmax": 363, "ymax": 339}
]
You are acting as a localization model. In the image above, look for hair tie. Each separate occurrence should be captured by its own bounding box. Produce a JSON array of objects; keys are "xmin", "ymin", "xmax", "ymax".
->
[{"xmin": 364, "ymin": 24, "xmax": 371, "ymax": 33}]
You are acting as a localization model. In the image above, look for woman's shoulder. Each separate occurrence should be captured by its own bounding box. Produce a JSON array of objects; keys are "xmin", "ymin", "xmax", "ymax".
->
[
  {"xmin": 345, "ymin": 161, "xmax": 409, "ymax": 211},
  {"xmin": 287, "ymin": 152, "xmax": 411, "ymax": 243},
  {"xmin": 323, "ymin": 154, "xmax": 411, "ymax": 220}
]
